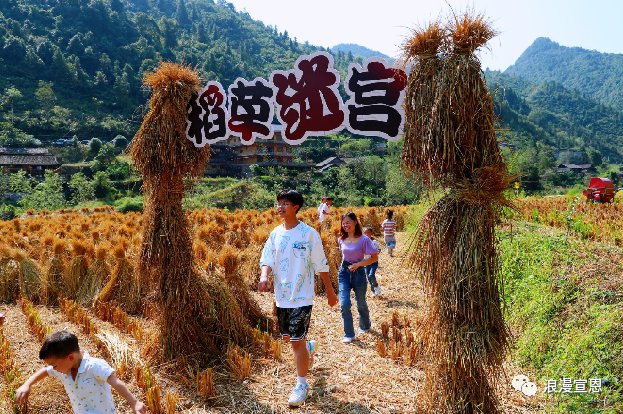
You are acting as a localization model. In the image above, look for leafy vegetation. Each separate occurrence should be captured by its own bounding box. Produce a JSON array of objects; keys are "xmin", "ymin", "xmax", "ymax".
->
[
  {"xmin": 499, "ymin": 223, "xmax": 623, "ymax": 413},
  {"xmin": 0, "ymin": 0, "xmax": 359, "ymax": 143}
]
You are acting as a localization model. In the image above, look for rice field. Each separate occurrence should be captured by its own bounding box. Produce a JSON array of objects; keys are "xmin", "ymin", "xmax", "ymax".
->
[
  {"xmin": 1, "ymin": 205, "xmax": 450, "ymax": 414},
  {"xmin": 514, "ymin": 196, "xmax": 623, "ymax": 245}
]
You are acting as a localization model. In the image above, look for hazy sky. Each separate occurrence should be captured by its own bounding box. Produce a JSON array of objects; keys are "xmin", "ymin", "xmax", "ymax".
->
[{"xmin": 226, "ymin": 0, "xmax": 623, "ymax": 71}]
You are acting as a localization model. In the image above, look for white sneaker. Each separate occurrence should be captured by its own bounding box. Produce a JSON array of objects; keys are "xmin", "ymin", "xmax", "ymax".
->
[
  {"xmin": 288, "ymin": 383, "xmax": 310, "ymax": 406},
  {"xmin": 306, "ymin": 340, "xmax": 317, "ymax": 368},
  {"xmin": 358, "ymin": 327, "xmax": 371, "ymax": 334},
  {"xmin": 342, "ymin": 336, "xmax": 354, "ymax": 343},
  {"xmin": 373, "ymin": 286, "xmax": 382, "ymax": 297}
]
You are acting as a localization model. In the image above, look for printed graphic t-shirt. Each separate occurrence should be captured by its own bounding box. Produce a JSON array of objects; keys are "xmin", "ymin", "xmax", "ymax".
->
[
  {"xmin": 260, "ymin": 221, "xmax": 329, "ymax": 308},
  {"xmin": 46, "ymin": 352, "xmax": 115, "ymax": 414}
]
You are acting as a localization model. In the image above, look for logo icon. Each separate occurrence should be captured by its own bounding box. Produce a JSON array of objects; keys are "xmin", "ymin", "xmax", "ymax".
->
[{"xmin": 512, "ymin": 374, "xmax": 538, "ymax": 397}]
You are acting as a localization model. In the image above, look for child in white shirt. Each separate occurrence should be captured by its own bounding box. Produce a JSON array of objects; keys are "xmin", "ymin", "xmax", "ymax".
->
[{"xmin": 16, "ymin": 330, "xmax": 145, "ymax": 414}]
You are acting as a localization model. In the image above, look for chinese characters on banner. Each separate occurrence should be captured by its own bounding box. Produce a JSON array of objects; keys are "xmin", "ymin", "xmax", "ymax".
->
[{"xmin": 185, "ymin": 51, "xmax": 407, "ymax": 147}]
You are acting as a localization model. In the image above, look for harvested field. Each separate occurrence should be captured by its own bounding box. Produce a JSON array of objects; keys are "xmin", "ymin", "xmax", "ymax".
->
[{"xmin": 1, "ymin": 222, "xmax": 543, "ymax": 413}]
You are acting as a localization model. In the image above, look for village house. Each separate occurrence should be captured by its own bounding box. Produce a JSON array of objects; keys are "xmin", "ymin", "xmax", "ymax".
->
[
  {"xmin": 0, "ymin": 147, "xmax": 61, "ymax": 175},
  {"xmin": 205, "ymin": 125, "xmax": 313, "ymax": 176},
  {"xmin": 315, "ymin": 156, "xmax": 357, "ymax": 173},
  {"xmin": 556, "ymin": 163, "xmax": 596, "ymax": 174}
]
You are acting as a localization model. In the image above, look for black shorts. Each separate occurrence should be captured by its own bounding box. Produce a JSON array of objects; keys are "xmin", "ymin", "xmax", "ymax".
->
[{"xmin": 276, "ymin": 305, "xmax": 313, "ymax": 341}]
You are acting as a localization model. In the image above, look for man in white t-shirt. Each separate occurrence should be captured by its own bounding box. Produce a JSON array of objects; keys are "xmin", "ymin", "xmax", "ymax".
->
[
  {"xmin": 318, "ymin": 197, "xmax": 334, "ymax": 223},
  {"xmin": 259, "ymin": 189, "xmax": 337, "ymax": 407},
  {"xmin": 317, "ymin": 196, "xmax": 327, "ymax": 220}
]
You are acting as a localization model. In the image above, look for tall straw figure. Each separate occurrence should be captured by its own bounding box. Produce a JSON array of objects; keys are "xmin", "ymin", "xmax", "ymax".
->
[
  {"xmin": 128, "ymin": 62, "xmax": 262, "ymax": 359},
  {"xmin": 402, "ymin": 13, "xmax": 511, "ymax": 413}
]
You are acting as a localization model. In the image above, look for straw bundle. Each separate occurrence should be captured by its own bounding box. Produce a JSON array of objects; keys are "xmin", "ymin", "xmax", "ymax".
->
[
  {"xmin": 10, "ymin": 249, "xmax": 43, "ymax": 301},
  {"xmin": 218, "ymin": 245, "xmax": 270, "ymax": 330},
  {"xmin": 42, "ymin": 240, "xmax": 66, "ymax": 305},
  {"xmin": 0, "ymin": 248, "xmax": 19, "ymax": 303},
  {"xmin": 402, "ymin": 12, "xmax": 509, "ymax": 414},
  {"xmin": 76, "ymin": 244, "xmax": 110, "ymax": 306},
  {"xmin": 130, "ymin": 62, "xmax": 259, "ymax": 359},
  {"xmin": 96, "ymin": 247, "xmax": 141, "ymax": 314},
  {"xmin": 63, "ymin": 241, "xmax": 90, "ymax": 299},
  {"xmin": 402, "ymin": 16, "xmax": 503, "ymax": 187}
]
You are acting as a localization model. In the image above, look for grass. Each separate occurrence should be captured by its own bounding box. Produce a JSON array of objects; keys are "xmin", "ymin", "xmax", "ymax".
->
[{"xmin": 499, "ymin": 222, "xmax": 623, "ymax": 413}]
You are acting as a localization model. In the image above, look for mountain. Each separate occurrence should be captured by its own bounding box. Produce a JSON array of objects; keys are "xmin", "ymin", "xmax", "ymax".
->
[
  {"xmin": 486, "ymin": 70, "xmax": 623, "ymax": 163},
  {"xmin": 505, "ymin": 37, "xmax": 623, "ymax": 112},
  {"xmin": 0, "ymin": 0, "xmax": 360, "ymax": 144},
  {"xmin": 331, "ymin": 43, "xmax": 393, "ymax": 62},
  {"xmin": 1, "ymin": 1, "xmax": 621, "ymax": 176}
]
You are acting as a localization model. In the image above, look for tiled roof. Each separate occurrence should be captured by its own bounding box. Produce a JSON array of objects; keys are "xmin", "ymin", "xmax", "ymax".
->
[{"xmin": 0, "ymin": 155, "xmax": 61, "ymax": 166}]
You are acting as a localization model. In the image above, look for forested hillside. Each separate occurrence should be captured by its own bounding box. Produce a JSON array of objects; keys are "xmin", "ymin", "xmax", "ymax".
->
[
  {"xmin": 0, "ymin": 0, "xmax": 359, "ymax": 144},
  {"xmin": 505, "ymin": 37, "xmax": 623, "ymax": 112},
  {"xmin": 487, "ymin": 70, "xmax": 623, "ymax": 165},
  {"xmin": 331, "ymin": 43, "xmax": 392, "ymax": 61},
  {"xmin": 1, "ymin": 0, "xmax": 622, "ymax": 195}
]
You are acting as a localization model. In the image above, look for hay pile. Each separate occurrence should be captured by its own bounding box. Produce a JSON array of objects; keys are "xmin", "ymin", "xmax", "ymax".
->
[
  {"xmin": 402, "ymin": 13, "xmax": 510, "ymax": 413},
  {"xmin": 129, "ymin": 62, "xmax": 260, "ymax": 359}
]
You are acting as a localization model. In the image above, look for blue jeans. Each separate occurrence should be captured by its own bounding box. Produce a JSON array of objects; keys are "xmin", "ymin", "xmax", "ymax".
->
[
  {"xmin": 364, "ymin": 262, "xmax": 379, "ymax": 290},
  {"xmin": 338, "ymin": 261, "xmax": 371, "ymax": 338}
]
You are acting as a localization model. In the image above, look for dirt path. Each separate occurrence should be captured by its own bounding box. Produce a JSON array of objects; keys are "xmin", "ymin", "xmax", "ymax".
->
[
  {"xmin": 228, "ymin": 231, "xmax": 540, "ymax": 414},
  {"xmin": 216, "ymin": 231, "xmax": 422, "ymax": 414}
]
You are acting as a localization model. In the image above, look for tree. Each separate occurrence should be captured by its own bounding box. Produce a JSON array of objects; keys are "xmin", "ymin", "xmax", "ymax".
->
[
  {"xmin": 112, "ymin": 135, "xmax": 128, "ymax": 148},
  {"xmin": 1, "ymin": 36, "xmax": 27, "ymax": 62},
  {"xmin": 50, "ymin": 48, "xmax": 71, "ymax": 79},
  {"xmin": 9, "ymin": 170, "xmax": 34, "ymax": 194},
  {"xmin": 20, "ymin": 170, "xmax": 66, "ymax": 211},
  {"xmin": 36, "ymin": 40, "xmax": 56, "ymax": 65},
  {"xmin": 176, "ymin": 0, "xmax": 191, "ymax": 26},
  {"xmin": 92, "ymin": 143, "xmax": 118, "ymax": 172},
  {"xmin": 113, "ymin": 72, "xmax": 131, "ymax": 107},
  {"xmin": 2, "ymin": 86, "xmax": 22, "ymax": 125},
  {"xmin": 110, "ymin": 0, "xmax": 124, "ymax": 13},
  {"xmin": 92, "ymin": 171, "xmax": 112, "ymax": 199},
  {"xmin": 68, "ymin": 172, "xmax": 95, "ymax": 205},
  {"xmin": 385, "ymin": 165, "xmax": 421, "ymax": 205},
  {"xmin": 88, "ymin": 138, "xmax": 103, "ymax": 160},
  {"xmin": 336, "ymin": 165, "xmax": 362, "ymax": 206},
  {"xmin": 34, "ymin": 81, "xmax": 57, "ymax": 113},
  {"xmin": 0, "ymin": 125, "xmax": 38, "ymax": 148},
  {"xmin": 588, "ymin": 148, "xmax": 603, "ymax": 167}
]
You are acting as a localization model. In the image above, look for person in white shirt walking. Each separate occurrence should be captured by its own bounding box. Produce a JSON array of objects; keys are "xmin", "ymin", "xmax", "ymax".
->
[
  {"xmin": 317, "ymin": 197, "xmax": 334, "ymax": 225},
  {"xmin": 259, "ymin": 189, "xmax": 338, "ymax": 407}
]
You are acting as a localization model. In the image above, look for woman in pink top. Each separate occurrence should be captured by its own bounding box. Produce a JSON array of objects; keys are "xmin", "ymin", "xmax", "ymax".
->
[{"xmin": 337, "ymin": 212, "xmax": 378, "ymax": 343}]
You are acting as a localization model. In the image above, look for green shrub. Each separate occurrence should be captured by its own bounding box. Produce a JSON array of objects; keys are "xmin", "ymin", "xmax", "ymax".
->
[{"xmin": 114, "ymin": 196, "xmax": 143, "ymax": 212}]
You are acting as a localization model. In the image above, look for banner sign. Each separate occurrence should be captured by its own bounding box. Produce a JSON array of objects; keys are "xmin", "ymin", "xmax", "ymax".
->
[{"xmin": 185, "ymin": 51, "xmax": 407, "ymax": 147}]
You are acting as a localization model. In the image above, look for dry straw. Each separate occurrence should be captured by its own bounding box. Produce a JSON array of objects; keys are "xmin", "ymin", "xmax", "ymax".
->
[
  {"xmin": 76, "ymin": 244, "xmax": 110, "ymax": 306},
  {"xmin": 129, "ymin": 62, "xmax": 261, "ymax": 359},
  {"xmin": 402, "ymin": 12, "xmax": 509, "ymax": 414},
  {"xmin": 96, "ymin": 246, "xmax": 142, "ymax": 314}
]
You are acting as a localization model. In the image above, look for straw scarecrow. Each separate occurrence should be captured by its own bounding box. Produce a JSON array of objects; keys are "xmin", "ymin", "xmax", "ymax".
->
[
  {"xmin": 128, "ymin": 63, "xmax": 257, "ymax": 359},
  {"xmin": 403, "ymin": 14, "xmax": 511, "ymax": 413}
]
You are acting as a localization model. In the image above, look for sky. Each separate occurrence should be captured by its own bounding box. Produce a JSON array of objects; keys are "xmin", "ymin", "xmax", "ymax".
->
[{"xmin": 226, "ymin": 0, "xmax": 623, "ymax": 71}]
